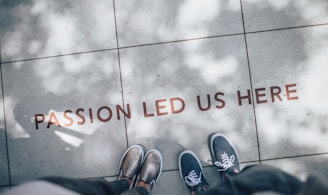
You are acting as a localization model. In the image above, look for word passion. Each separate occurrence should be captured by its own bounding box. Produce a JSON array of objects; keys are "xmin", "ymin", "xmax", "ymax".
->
[{"xmin": 34, "ymin": 83, "xmax": 298, "ymax": 129}]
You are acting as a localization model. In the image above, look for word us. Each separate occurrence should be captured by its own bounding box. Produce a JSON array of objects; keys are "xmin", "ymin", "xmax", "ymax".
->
[{"xmin": 34, "ymin": 83, "xmax": 298, "ymax": 129}]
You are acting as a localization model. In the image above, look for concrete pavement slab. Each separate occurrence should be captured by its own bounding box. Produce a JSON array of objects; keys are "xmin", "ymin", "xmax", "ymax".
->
[
  {"xmin": 1, "ymin": 0, "xmax": 328, "ymax": 193},
  {"xmin": 0, "ymin": 187, "xmax": 10, "ymax": 193},
  {"xmin": 2, "ymin": 51, "xmax": 126, "ymax": 184},
  {"xmin": 242, "ymin": 0, "xmax": 328, "ymax": 32},
  {"xmin": 115, "ymin": 0, "xmax": 244, "ymax": 47},
  {"xmin": 0, "ymin": 0, "xmax": 117, "ymax": 62},
  {"xmin": 120, "ymin": 35, "xmax": 259, "ymax": 171},
  {"xmin": 247, "ymin": 25, "xmax": 328, "ymax": 159},
  {"xmin": 263, "ymin": 154, "xmax": 328, "ymax": 181},
  {"xmin": 0, "ymin": 72, "xmax": 10, "ymax": 186}
]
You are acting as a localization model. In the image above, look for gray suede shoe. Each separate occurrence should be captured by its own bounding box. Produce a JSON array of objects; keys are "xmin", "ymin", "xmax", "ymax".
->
[
  {"xmin": 137, "ymin": 149, "xmax": 163, "ymax": 193},
  {"xmin": 118, "ymin": 145, "xmax": 144, "ymax": 188}
]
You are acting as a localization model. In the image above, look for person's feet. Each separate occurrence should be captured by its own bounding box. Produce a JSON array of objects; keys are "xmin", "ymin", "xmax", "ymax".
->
[
  {"xmin": 209, "ymin": 133, "xmax": 240, "ymax": 180},
  {"xmin": 118, "ymin": 145, "xmax": 144, "ymax": 188},
  {"xmin": 136, "ymin": 149, "xmax": 163, "ymax": 193},
  {"xmin": 179, "ymin": 150, "xmax": 209, "ymax": 194}
]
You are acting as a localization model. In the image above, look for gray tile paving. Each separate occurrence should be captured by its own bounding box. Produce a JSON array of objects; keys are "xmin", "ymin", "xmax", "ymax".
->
[
  {"xmin": 242, "ymin": 0, "xmax": 328, "ymax": 32},
  {"xmin": 263, "ymin": 154, "xmax": 328, "ymax": 181},
  {"xmin": 0, "ymin": 70, "xmax": 9, "ymax": 186},
  {"xmin": 2, "ymin": 51, "xmax": 127, "ymax": 184},
  {"xmin": 0, "ymin": 0, "xmax": 117, "ymax": 62},
  {"xmin": 120, "ymin": 36, "xmax": 259, "ymax": 171},
  {"xmin": 0, "ymin": 135, "xmax": 9, "ymax": 186},
  {"xmin": 115, "ymin": 0, "xmax": 244, "ymax": 47},
  {"xmin": 247, "ymin": 25, "xmax": 328, "ymax": 160},
  {"xmin": 0, "ymin": 187, "xmax": 10, "ymax": 193},
  {"xmin": 0, "ymin": 0, "xmax": 328, "ymax": 194}
]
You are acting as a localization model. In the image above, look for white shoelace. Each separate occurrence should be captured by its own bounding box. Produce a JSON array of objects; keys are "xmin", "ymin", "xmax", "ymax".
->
[
  {"xmin": 184, "ymin": 170, "xmax": 202, "ymax": 186},
  {"xmin": 214, "ymin": 152, "xmax": 235, "ymax": 171}
]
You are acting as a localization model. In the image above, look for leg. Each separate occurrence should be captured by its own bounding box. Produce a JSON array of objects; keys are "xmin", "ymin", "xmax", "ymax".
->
[
  {"xmin": 227, "ymin": 165, "xmax": 302, "ymax": 194},
  {"xmin": 41, "ymin": 177, "xmax": 129, "ymax": 195},
  {"xmin": 199, "ymin": 165, "xmax": 302, "ymax": 195},
  {"xmin": 120, "ymin": 187, "xmax": 149, "ymax": 195},
  {"xmin": 206, "ymin": 133, "xmax": 302, "ymax": 194},
  {"xmin": 42, "ymin": 145, "xmax": 145, "ymax": 195}
]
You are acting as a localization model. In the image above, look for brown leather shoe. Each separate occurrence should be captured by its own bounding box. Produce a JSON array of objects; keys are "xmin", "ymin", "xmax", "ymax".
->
[
  {"xmin": 118, "ymin": 145, "xmax": 144, "ymax": 188},
  {"xmin": 137, "ymin": 149, "xmax": 163, "ymax": 193}
]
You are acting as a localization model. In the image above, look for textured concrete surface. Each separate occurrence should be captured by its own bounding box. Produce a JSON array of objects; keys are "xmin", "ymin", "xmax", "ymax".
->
[{"xmin": 1, "ymin": 0, "xmax": 328, "ymax": 194}]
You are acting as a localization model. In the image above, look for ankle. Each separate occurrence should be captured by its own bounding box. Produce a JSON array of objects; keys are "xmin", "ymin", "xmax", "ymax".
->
[
  {"xmin": 192, "ymin": 186, "xmax": 208, "ymax": 195},
  {"xmin": 234, "ymin": 168, "xmax": 240, "ymax": 174},
  {"xmin": 136, "ymin": 180, "xmax": 150, "ymax": 192},
  {"xmin": 120, "ymin": 176, "xmax": 134, "ymax": 187}
]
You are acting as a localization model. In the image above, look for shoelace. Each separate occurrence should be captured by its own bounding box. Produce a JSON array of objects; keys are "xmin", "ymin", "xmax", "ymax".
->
[
  {"xmin": 184, "ymin": 170, "xmax": 202, "ymax": 186},
  {"xmin": 214, "ymin": 152, "xmax": 235, "ymax": 171}
]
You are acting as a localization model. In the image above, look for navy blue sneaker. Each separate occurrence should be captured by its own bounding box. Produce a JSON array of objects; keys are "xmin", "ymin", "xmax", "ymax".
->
[
  {"xmin": 179, "ymin": 150, "xmax": 209, "ymax": 194},
  {"xmin": 209, "ymin": 133, "xmax": 240, "ymax": 180}
]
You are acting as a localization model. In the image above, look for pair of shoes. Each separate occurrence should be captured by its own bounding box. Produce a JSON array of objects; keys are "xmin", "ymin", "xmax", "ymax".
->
[
  {"xmin": 179, "ymin": 133, "xmax": 239, "ymax": 193},
  {"xmin": 118, "ymin": 145, "xmax": 163, "ymax": 193}
]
